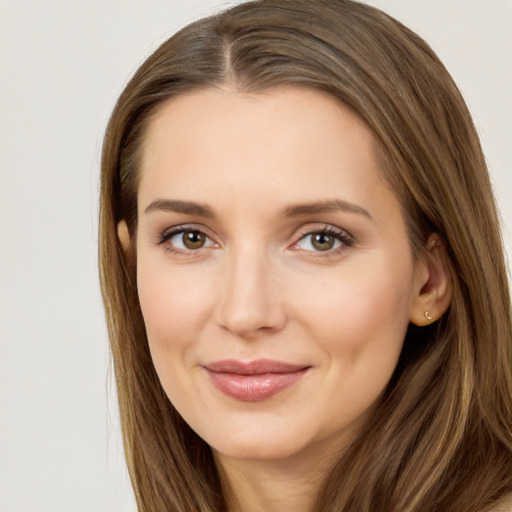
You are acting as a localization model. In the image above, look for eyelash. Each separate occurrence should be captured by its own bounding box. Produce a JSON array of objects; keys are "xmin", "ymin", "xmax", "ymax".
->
[
  {"xmin": 156, "ymin": 224, "xmax": 354, "ymax": 256},
  {"xmin": 156, "ymin": 225, "xmax": 217, "ymax": 255},
  {"xmin": 292, "ymin": 225, "xmax": 354, "ymax": 256}
]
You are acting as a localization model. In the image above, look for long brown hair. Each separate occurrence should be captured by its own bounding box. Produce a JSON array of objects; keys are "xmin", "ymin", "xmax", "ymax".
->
[{"xmin": 99, "ymin": 1, "xmax": 512, "ymax": 510}]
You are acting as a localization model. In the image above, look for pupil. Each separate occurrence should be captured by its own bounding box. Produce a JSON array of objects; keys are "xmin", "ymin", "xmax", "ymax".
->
[
  {"xmin": 184, "ymin": 231, "xmax": 205, "ymax": 249},
  {"xmin": 312, "ymin": 233, "xmax": 334, "ymax": 251}
]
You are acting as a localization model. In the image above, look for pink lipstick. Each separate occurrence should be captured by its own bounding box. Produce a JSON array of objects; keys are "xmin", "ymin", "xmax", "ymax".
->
[{"xmin": 203, "ymin": 359, "xmax": 310, "ymax": 402}]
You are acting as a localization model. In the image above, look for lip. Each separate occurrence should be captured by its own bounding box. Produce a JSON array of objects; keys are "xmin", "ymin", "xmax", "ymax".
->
[{"xmin": 203, "ymin": 359, "xmax": 310, "ymax": 402}]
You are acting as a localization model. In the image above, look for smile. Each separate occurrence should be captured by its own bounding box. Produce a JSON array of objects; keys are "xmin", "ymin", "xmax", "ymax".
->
[{"xmin": 203, "ymin": 359, "xmax": 311, "ymax": 402}]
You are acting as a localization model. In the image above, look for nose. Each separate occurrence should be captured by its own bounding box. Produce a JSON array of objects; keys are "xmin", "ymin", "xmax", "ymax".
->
[{"xmin": 216, "ymin": 247, "xmax": 288, "ymax": 338}]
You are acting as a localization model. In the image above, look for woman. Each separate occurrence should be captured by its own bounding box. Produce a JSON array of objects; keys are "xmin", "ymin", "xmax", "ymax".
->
[{"xmin": 99, "ymin": 1, "xmax": 512, "ymax": 510}]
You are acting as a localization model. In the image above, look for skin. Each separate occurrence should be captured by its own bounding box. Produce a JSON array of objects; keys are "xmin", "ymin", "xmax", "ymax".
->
[{"xmin": 119, "ymin": 86, "xmax": 451, "ymax": 512}]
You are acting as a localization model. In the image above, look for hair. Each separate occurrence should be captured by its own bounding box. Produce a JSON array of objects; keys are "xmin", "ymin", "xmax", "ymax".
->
[{"xmin": 99, "ymin": 1, "xmax": 512, "ymax": 510}]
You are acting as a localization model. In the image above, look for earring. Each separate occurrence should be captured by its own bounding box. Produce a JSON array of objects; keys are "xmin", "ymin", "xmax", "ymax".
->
[
  {"xmin": 424, "ymin": 311, "xmax": 433, "ymax": 321},
  {"xmin": 428, "ymin": 239, "xmax": 438, "ymax": 250}
]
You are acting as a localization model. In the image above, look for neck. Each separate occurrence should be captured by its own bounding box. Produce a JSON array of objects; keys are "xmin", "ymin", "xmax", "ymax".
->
[{"xmin": 215, "ymin": 443, "xmax": 340, "ymax": 512}]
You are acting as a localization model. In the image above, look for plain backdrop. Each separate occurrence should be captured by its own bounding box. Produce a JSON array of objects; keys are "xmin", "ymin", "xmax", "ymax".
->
[{"xmin": 0, "ymin": 1, "xmax": 510, "ymax": 511}]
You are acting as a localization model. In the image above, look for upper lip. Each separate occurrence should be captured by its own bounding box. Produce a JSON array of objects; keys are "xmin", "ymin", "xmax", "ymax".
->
[{"xmin": 203, "ymin": 359, "xmax": 310, "ymax": 375}]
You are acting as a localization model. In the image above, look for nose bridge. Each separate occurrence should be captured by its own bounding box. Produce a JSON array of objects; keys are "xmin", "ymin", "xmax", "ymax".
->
[{"xmin": 217, "ymin": 242, "xmax": 286, "ymax": 337}]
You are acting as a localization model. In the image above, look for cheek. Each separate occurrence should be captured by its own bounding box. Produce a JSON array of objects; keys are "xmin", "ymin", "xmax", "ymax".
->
[
  {"xmin": 136, "ymin": 258, "xmax": 215, "ymax": 353},
  {"xmin": 290, "ymin": 262, "xmax": 413, "ymax": 360},
  {"xmin": 136, "ymin": 260, "xmax": 218, "ymax": 412}
]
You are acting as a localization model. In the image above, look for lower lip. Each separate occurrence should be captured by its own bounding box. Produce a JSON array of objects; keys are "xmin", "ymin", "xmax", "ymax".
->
[{"xmin": 205, "ymin": 368, "xmax": 309, "ymax": 402}]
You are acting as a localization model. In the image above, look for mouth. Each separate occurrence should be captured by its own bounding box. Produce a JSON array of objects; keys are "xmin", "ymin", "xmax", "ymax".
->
[{"xmin": 202, "ymin": 359, "xmax": 311, "ymax": 402}]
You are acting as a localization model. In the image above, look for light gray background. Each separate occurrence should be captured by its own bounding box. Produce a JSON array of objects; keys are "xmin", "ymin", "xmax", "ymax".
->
[{"xmin": 1, "ymin": 1, "xmax": 510, "ymax": 511}]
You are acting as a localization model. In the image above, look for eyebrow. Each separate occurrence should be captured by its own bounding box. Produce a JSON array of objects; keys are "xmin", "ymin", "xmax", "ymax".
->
[
  {"xmin": 282, "ymin": 199, "xmax": 374, "ymax": 222},
  {"xmin": 144, "ymin": 199, "xmax": 215, "ymax": 217},
  {"xmin": 143, "ymin": 198, "xmax": 373, "ymax": 222}
]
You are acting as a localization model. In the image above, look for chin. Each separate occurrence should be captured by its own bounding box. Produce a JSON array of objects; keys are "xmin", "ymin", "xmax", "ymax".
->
[
  {"xmin": 202, "ymin": 418, "xmax": 338, "ymax": 464},
  {"xmin": 212, "ymin": 436, "xmax": 308, "ymax": 462}
]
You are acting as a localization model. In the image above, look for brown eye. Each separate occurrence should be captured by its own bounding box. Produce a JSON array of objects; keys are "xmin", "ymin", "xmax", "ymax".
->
[
  {"xmin": 182, "ymin": 230, "xmax": 206, "ymax": 249},
  {"xmin": 311, "ymin": 233, "xmax": 336, "ymax": 251},
  {"xmin": 161, "ymin": 227, "xmax": 215, "ymax": 253},
  {"xmin": 295, "ymin": 228, "xmax": 349, "ymax": 253}
]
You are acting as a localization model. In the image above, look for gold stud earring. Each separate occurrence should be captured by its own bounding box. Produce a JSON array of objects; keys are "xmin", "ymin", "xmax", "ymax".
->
[
  {"xmin": 424, "ymin": 311, "xmax": 433, "ymax": 321},
  {"xmin": 428, "ymin": 240, "xmax": 438, "ymax": 250}
]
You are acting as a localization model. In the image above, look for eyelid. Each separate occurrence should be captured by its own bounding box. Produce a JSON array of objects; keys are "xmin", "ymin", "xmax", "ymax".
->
[
  {"xmin": 289, "ymin": 224, "xmax": 355, "ymax": 253},
  {"xmin": 156, "ymin": 224, "xmax": 219, "ymax": 252},
  {"xmin": 159, "ymin": 223, "xmax": 210, "ymax": 238},
  {"xmin": 155, "ymin": 222, "xmax": 354, "ymax": 256}
]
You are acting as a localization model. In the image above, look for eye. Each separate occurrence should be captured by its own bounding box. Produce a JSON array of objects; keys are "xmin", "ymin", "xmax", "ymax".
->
[
  {"xmin": 160, "ymin": 228, "xmax": 216, "ymax": 252},
  {"xmin": 294, "ymin": 227, "xmax": 352, "ymax": 253}
]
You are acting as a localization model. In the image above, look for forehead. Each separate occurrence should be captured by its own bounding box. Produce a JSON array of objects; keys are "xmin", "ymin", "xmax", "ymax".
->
[
  {"xmin": 138, "ymin": 86, "xmax": 388, "ymax": 198},
  {"xmin": 142, "ymin": 86, "xmax": 374, "ymax": 154}
]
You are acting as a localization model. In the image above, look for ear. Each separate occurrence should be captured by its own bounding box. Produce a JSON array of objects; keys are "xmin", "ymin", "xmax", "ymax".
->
[
  {"xmin": 409, "ymin": 233, "xmax": 453, "ymax": 326},
  {"xmin": 117, "ymin": 220, "xmax": 131, "ymax": 252}
]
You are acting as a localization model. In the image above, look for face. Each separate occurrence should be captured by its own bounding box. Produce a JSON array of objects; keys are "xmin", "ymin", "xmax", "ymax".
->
[{"xmin": 134, "ymin": 86, "xmax": 427, "ymax": 464}]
